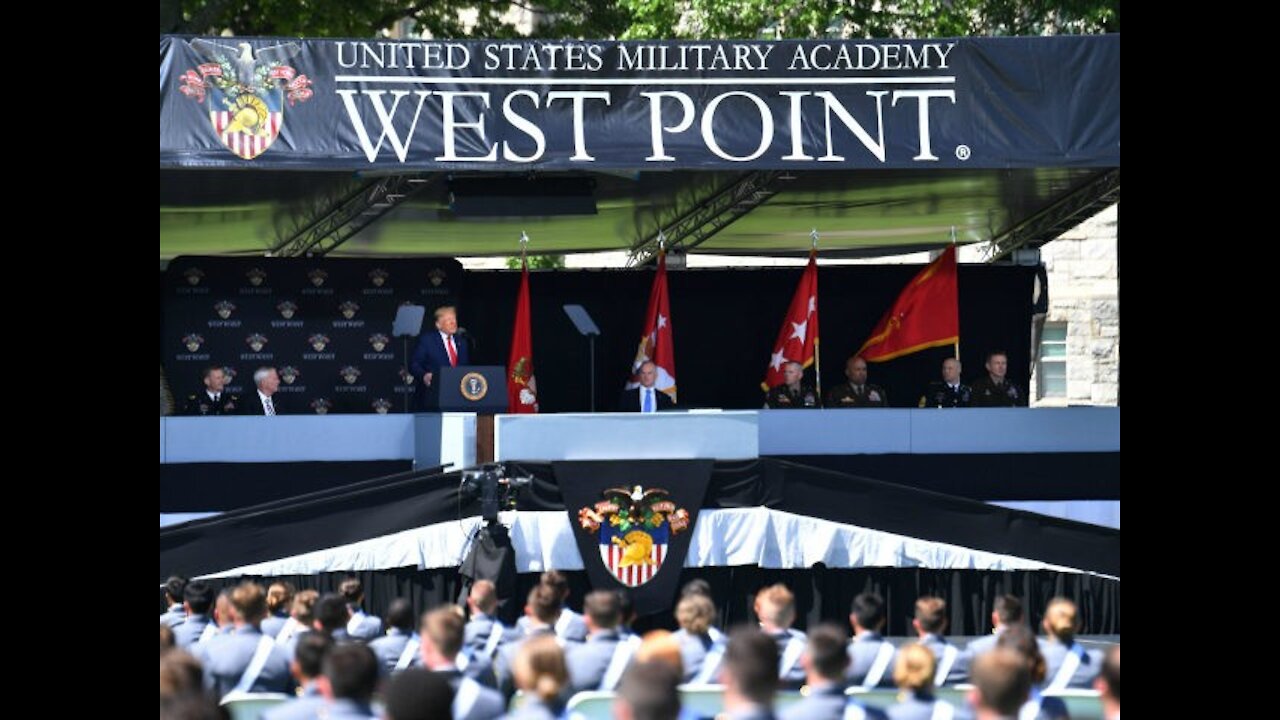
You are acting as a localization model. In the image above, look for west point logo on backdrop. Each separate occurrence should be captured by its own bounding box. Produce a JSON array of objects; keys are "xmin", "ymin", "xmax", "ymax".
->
[
  {"xmin": 372, "ymin": 398, "xmax": 393, "ymax": 414},
  {"xmin": 340, "ymin": 365, "xmax": 362, "ymax": 384},
  {"xmin": 578, "ymin": 486, "xmax": 690, "ymax": 588},
  {"xmin": 279, "ymin": 366, "xmax": 300, "ymax": 384},
  {"xmin": 182, "ymin": 334, "xmax": 205, "ymax": 352},
  {"xmin": 369, "ymin": 333, "xmax": 389, "ymax": 352},
  {"xmin": 310, "ymin": 398, "xmax": 333, "ymax": 415},
  {"xmin": 338, "ymin": 301, "xmax": 360, "ymax": 319},
  {"xmin": 184, "ymin": 268, "xmax": 205, "ymax": 286},
  {"xmin": 398, "ymin": 367, "xmax": 416, "ymax": 385},
  {"xmin": 428, "ymin": 268, "xmax": 448, "ymax": 287},
  {"xmin": 276, "ymin": 300, "xmax": 298, "ymax": 319},
  {"xmin": 214, "ymin": 300, "xmax": 236, "ymax": 319},
  {"xmin": 308, "ymin": 269, "xmax": 329, "ymax": 287},
  {"xmin": 221, "ymin": 366, "xmax": 238, "ymax": 384},
  {"xmin": 245, "ymin": 333, "xmax": 268, "ymax": 352},
  {"xmin": 180, "ymin": 40, "xmax": 314, "ymax": 160},
  {"xmin": 245, "ymin": 267, "xmax": 267, "ymax": 286},
  {"xmin": 308, "ymin": 334, "xmax": 330, "ymax": 352},
  {"xmin": 368, "ymin": 269, "xmax": 389, "ymax": 287}
]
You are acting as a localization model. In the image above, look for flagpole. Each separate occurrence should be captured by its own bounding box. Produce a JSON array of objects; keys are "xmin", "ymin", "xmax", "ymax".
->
[
  {"xmin": 950, "ymin": 226, "xmax": 960, "ymax": 360},
  {"xmin": 810, "ymin": 229, "xmax": 822, "ymax": 402}
]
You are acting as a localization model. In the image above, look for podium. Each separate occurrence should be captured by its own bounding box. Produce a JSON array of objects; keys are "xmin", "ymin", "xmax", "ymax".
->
[{"xmin": 426, "ymin": 365, "xmax": 509, "ymax": 413}]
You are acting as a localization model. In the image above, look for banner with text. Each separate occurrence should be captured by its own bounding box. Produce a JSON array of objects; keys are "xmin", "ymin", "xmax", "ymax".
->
[{"xmin": 160, "ymin": 35, "xmax": 1118, "ymax": 170}]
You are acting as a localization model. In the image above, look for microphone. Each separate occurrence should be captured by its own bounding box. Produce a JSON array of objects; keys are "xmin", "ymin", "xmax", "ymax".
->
[{"xmin": 455, "ymin": 326, "xmax": 475, "ymax": 351}]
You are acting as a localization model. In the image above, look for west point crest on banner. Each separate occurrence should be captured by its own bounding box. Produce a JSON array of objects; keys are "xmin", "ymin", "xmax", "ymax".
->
[
  {"xmin": 180, "ymin": 40, "xmax": 315, "ymax": 160},
  {"xmin": 578, "ymin": 485, "xmax": 690, "ymax": 588}
]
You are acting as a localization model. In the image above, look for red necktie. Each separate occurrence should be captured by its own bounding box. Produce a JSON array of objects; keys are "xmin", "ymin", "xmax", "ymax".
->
[{"xmin": 446, "ymin": 334, "xmax": 458, "ymax": 367}]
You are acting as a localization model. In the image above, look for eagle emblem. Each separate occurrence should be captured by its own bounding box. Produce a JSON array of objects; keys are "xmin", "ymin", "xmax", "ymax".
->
[{"xmin": 578, "ymin": 485, "xmax": 690, "ymax": 587}]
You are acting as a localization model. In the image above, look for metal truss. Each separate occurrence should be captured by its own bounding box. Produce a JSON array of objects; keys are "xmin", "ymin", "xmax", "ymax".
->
[
  {"xmin": 627, "ymin": 170, "xmax": 793, "ymax": 267},
  {"xmin": 269, "ymin": 174, "xmax": 433, "ymax": 257},
  {"xmin": 980, "ymin": 169, "xmax": 1120, "ymax": 263}
]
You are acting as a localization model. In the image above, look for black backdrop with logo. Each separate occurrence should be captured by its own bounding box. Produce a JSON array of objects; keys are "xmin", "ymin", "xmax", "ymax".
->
[
  {"xmin": 162, "ymin": 259, "xmax": 1033, "ymax": 412},
  {"xmin": 162, "ymin": 257, "xmax": 463, "ymax": 414}
]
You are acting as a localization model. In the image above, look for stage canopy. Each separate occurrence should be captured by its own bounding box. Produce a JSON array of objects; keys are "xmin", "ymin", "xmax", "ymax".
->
[{"xmin": 159, "ymin": 35, "xmax": 1119, "ymax": 262}]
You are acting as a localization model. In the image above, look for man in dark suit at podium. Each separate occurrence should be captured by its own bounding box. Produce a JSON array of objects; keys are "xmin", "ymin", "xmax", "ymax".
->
[
  {"xmin": 619, "ymin": 361, "xmax": 674, "ymax": 412},
  {"xmin": 411, "ymin": 305, "xmax": 470, "ymax": 410}
]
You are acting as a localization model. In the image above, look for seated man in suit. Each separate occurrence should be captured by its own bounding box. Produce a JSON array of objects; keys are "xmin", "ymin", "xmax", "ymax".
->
[
  {"xmin": 619, "ymin": 360, "xmax": 675, "ymax": 412},
  {"xmin": 410, "ymin": 305, "xmax": 470, "ymax": 410},
  {"xmin": 243, "ymin": 366, "xmax": 284, "ymax": 415}
]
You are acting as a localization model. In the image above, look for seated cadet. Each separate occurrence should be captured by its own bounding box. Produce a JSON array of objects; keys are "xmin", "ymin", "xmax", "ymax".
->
[
  {"xmin": 565, "ymin": 590, "xmax": 639, "ymax": 693},
  {"xmin": 182, "ymin": 365, "xmax": 240, "ymax": 416},
  {"xmin": 673, "ymin": 593, "xmax": 724, "ymax": 684},
  {"xmin": 261, "ymin": 582, "xmax": 296, "ymax": 639},
  {"xmin": 965, "ymin": 595, "xmax": 1037, "ymax": 657},
  {"xmin": 369, "ymin": 598, "xmax": 420, "ymax": 678},
  {"xmin": 1040, "ymin": 597, "xmax": 1104, "ymax": 690},
  {"xmin": 1095, "ymin": 645, "xmax": 1120, "ymax": 720},
  {"xmin": 195, "ymin": 581, "xmax": 294, "ymax": 699},
  {"xmin": 174, "ymin": 580, "xmax": 215, "ymax": 650},
  {"xmin": 996, "ymin": 625, "xmax": 1068, "ymax": 720},
  {"xmin": 340, "ymin": 577, "xmax": 384, "ymax": 642},
  {"xmin": 754, "ymin": 583, "xmax": 808, "ymax": 689},
  {"xmin": 508, "ymin": 636, "xmax": 571, "ymax": 720},
  {"xmin": 419, "ymin": 607, "xmax": 505, "ymax": 720},
  {"xmin": 382, "ymin": 668, "xmax": 456, "ymax": 720},
  {"xmin": 885, "ymin": 643, "xmax": 966, "ymax": 720},
  {"xmin": 969, "ymin": 350, "xmax": 1026, "ymax": 407},
  {"xmin": 614, "ymin": 660, "xmax": 682, "ymax": 720},
  {"xmin": 918, "ymin": 357, "xmax": 972, "ymax": 408},
  {"xmin": 912, "ymin": 597, "xmax": 970, "ymax": 686},
  {"xmin": 781, "ymin": 623, "xmax": 887, "ymax": 720},
  {"xmin": 262, "ymin": 632, "xmax": 334, "ymax": 720},
  {"xmin": 464, "ymin": 580, "xmax": 513, "ymax": 662},
  {"xmin": 827, "ymin": 355, "xmax": 889, "ymax": 407},
  {"xmin": 514, "ymin": 570, "xmax": 589, "ymax": 643},
  {"xmin": 313, "ymin": 593, "xmax": 355, "ymax": 643},
  {"xmin": 160, "ymin": 575, "xmax": 188, "ymax": 627},
  {"xmin": 310, "ymin": 643, "xmax": 381, "ymax": 719},
  {"xmin": 719, "ymin": 628, "xmax": 781, "ymax": 720},
  {"xmin": 494, "ymin": 584, "xmax": 563, "ymax": 700},
  {"xmin": 765, "ymin": 361, "xmax": 821, "ymax": 409},
  {"xmin": 967, "ymin": 649, "xmax": 1032, "ymax": 720},
  {"xmin": 845, "ymin": 591, "xmax": 898, "ymax": 690}
]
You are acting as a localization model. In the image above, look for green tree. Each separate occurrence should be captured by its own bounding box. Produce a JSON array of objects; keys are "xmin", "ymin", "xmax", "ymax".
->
[
  {"xmin": 163, "ymin": 0, "xmax": 1116, "ymax": 39},
  {"xmin": 506, "ymin": 255, "xmax": 566, "ymax": 269}
]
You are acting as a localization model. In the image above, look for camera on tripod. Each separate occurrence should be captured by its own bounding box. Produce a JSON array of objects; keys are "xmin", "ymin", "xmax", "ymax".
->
[{"xmin": 459, "ymin": 463, "xmax": 532, "ymax": 524}]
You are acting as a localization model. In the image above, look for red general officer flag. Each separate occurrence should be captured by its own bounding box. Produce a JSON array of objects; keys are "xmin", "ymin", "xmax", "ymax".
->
[
  {"xmin": 626, "ymin": 251, "xmax": 677, "ymax": 402},
  {"xmin": 858, "ymin": 246, "xmax": 959, "ymax": 362},
  {"xmin": 506, "ymin": 257, "xmax": 538, "ymax": 413},
  {"xmin": 762, "ymin": 250, "xmax": 819, "ymax": 391}
]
